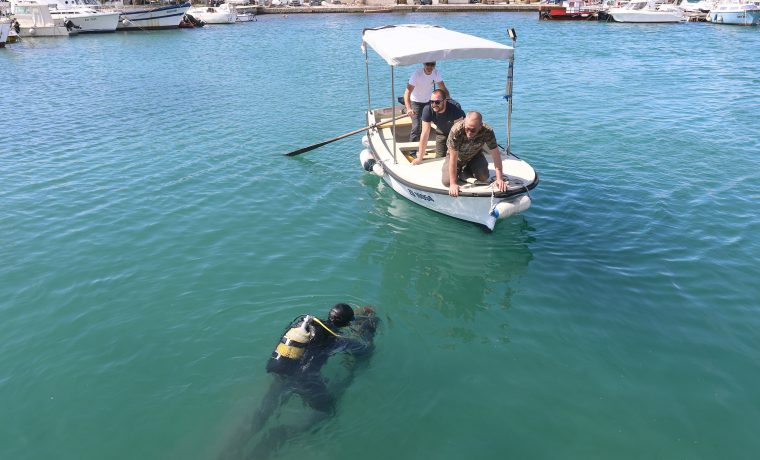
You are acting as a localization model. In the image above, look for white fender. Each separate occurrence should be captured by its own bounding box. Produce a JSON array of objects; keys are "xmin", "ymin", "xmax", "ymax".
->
[
  {"xmin": 371, "ymin": 163, "xmax": 385, "ymax": 176},
  {"xmin": 359, "ymin": 149, "xmax": 375, "ymax": 171},
  {"xmin": 490, "ymin": 195, "xmax": 531, "ymax": 220},
  {"xmin": 361, "ymin": 135, "xmax": 369, "ymax": 148}
]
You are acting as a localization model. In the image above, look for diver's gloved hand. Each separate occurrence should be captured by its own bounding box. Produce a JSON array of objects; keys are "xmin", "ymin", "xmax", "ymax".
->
[
  {"xmin": 357, "ymin": 306, "xmax": 375, "ymax": 317},
  {"xmin": 353, "ymin": 306, "xmax": 379, "ymax": 338}
]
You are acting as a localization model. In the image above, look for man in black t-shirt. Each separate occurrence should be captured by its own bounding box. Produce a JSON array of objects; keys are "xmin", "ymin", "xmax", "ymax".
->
[{"xmin": 412, "ymin": 89, "xmax": 466, "ymax": 165}]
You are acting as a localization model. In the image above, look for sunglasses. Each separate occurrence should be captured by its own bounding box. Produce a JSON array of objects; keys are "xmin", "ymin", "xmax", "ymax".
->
[
  {"xmin": 424, "ymin": 62, "xmax": 436, "ymax": 67},
  {"xmin": 464, "ymin": 126, "xmax": 480, "ymax": 133},
  {"xmin": 430, "ymin": 99, "xmax": 444, "ymax": 105}
]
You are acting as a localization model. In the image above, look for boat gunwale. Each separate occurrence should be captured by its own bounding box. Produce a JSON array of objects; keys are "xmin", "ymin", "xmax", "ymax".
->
[{"xmin": 366, "ymin": 124, "xmax": 539, "ymax": 199}]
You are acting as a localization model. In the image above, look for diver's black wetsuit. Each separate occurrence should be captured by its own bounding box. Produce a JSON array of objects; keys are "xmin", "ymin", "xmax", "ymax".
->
[
  {"xmin": 218, "ymin": 310, "xmax": 378, "ymax": 460},
  {"xmin": 256, "ymin": 315, "xmax": 376, "ymax": 422}
]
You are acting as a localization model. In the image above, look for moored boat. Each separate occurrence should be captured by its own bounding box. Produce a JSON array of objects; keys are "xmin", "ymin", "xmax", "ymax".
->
[
  {"xmin": 539, "ymin": 0, "xmax": 600, "ymax": 20},
  {"xmin": 677, "ymin": 0, "xmax": 716, "ymax": 12},
  {"xmin": 10, "ymin": 1, "xmax": 79, "ymax": 36},
  {"xmin": 187, "ymin": 2, "xmax": 237, "ymax": 24},
  {"xmin": 608, "ymin": 0, "xmax": 687, "ymax": 22},
  {"xmin": 358, "ymin": 25, "xmax": 539, "ymax": 231},
  {"xmin": 0, "ymin": 18, "xmax": 10, "ymax": 47},
  {"xmin": 113, "ymin": 1, "xmax": 192, "ymax": 31},
  {"xmin": 20, "ymin": 0, "xmax": 120, "ymax": 33},
  {"xmin": 706, "ymin": 0, "xmax": 760, "ymax": 24},
  {"xmin": 236, "ymin": 11, "xmax": 255, "ymax": 21}
]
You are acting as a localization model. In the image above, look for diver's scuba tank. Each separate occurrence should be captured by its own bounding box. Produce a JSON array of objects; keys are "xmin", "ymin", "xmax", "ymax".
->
[{"xmin": 266, "ymin": 315, "xmax": 314, "ymax": 375}]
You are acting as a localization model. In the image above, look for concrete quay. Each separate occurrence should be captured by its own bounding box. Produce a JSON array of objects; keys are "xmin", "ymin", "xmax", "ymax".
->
[{"xmin": 238, "ymin": 4, "xmax": 540, "ymax": 15}]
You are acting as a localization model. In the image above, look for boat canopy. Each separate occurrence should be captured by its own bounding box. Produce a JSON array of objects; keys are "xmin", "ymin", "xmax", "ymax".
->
[{"xmin": 362, "ymin": 24, "xmax": 514, "ymax": 67}]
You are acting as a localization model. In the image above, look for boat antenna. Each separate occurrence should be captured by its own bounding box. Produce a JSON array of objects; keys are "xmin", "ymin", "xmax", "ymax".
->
[{"xmin": 506, "ymin": 28, "xmax": 517, "ymax": 154}]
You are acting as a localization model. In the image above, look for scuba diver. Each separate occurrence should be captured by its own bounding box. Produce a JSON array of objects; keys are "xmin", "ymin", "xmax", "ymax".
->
[{"xmin": 219, "ymin": 303, "xmax": 379, "ymax": 460}]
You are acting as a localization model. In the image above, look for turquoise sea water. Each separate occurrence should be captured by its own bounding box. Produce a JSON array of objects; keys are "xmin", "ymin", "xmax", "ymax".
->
[{"xmin": 2, "ymin": 12, "xmax": 760, "ymax": 460}]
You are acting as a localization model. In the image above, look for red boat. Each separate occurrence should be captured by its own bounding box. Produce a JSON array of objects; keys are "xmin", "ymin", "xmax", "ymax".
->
[{"xmin": 539, "ymin": 0, "xmax": 600, "ymax": 20}]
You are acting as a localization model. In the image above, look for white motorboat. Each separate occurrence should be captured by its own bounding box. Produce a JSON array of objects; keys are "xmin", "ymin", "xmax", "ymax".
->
[
  {"xmin": 114, "ymin": 1, "xmax": 191, "ymax": 31},
  {"xmin": 236, "ymin": 11, "xmax": 255, "ymax": 22},
  {"xmin": 187, "ymin": 2, "xmax": 237, "ymax": 24},
  {"xmin": 676, "ymin": 0, "xmax": 716, "ymax": 12},
  {"xmin": 706, "ymin": 0, "xmax": 760, "ymax": 24},
  {"xmin": 18, "ymin": 0, "xmax": 120, "ymax": 33},
  {"xmin": 608, "ymin": 0, "xmax": 687, "ymax": 22},
  {"xmin": 0, "ymin": 18, "xmax": 10, "ymax": 47},
  {"xmin": 358, "ymin": 25, "xmax": 539, "ymax": 231},
  {"xmin": 10, "ymin": 1, "xmax": 79, "ymax": 36}
]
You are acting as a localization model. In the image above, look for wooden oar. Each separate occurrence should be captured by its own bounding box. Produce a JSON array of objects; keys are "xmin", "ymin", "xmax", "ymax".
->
[{"xmin": 283, "ymin": 113, "xmax": 408, "ymax": 157}]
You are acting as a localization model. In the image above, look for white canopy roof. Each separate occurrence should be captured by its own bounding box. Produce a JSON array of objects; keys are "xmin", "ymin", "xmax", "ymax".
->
[{"xmin": 362, "ymin": 24, "xmax": 513, "ymax": 67}]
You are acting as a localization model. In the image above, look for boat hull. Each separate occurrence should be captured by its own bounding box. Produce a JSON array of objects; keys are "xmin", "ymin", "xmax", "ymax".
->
[
  {"xmin": 0, "ymin": 21, "xmax": 9, "ymax": 47},
  {"xmin": 609, "ymin": 9, "xmax": 686, "ymax": 22},
  {"xmin": 117, "ymin": 2, "xmax": 191, "ymax": 30},
  {"xmin": 187, "ymin": 4, "xmax": 238, "ymax": 24},
  {"xmin": 236, "ymin": 13, "xmax": 256, "ymax": 22},
  {"xmin": 539, "ymin": 6, "xmax": 596, "ymax": 20},
  {"xmin": 19, "ymin": 25, "xmax": 77, "ymax": 37},
  {"xmin": 370, "ymin": 163, "xmax": 532, "ymax": 230},
  {"xmin": 707, "ymin": 8, "xmax": 760, "ymax": 24},
  {"xmin": 52, "ymin": 11, "xmax": 120, "ymax": 33}
]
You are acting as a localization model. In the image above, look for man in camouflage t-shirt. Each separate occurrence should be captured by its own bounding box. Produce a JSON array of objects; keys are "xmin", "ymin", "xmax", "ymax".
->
[{"xmin": 442, "ymin": 112, "xmax": 507, "ymax": 197}]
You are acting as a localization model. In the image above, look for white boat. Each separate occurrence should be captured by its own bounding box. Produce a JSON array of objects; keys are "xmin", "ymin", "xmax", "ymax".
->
[
  {"xmin": 706, "ymin": 0, "xmax": 760, "ymax": 24},
  {"xmin": 608, "ymin": 0, "xmax": 687, "ymax": 21},
  {"xmin": 236, "ymin": 11, "xmax": 255, "ymax": 22},
  {"xmin": 358, "ymin": 25, "xmax": 539, "ymax": 231},
  {"xmin": 10, "ymin": 1, "xmax": 79, "ymax": 36},
  {"xmin": 676, "ymin": 0, "xmax": 716, "ymax": 12},
  {"xmin": 0, "ymin": 18, "xmax": 10, "ymax": 47},
  {"xmin": 187, "ymin": 2, "xmax": 236, "ymax": 24},
  {"xmin": 114, "ymin": 1, "xmax": 192, "ymax": 31},
  {"xmin": 18, "ymin": 0, "xmax": 120, "ymax": 33}
]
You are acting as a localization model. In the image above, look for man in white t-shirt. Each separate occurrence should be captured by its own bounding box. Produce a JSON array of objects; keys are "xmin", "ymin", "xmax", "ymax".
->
[{"xmin": 403, "ymin": 61, "xmax": 448, "ymax": 142}]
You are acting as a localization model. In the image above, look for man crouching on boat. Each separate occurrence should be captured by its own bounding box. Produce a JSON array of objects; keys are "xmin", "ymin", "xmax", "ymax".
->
[
  {"xmin": 442, "ymin": 112, "xmax": 507, "ymax": 197},
  {"xmin": 411, "ymin": 89, "xmax": 465, "ymax": 166}
]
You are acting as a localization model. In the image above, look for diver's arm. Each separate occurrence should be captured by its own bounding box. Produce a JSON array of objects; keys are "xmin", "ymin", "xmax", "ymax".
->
[{"xmin": 334, "ymin": 336, "xmax": 373, "ymax": 356}]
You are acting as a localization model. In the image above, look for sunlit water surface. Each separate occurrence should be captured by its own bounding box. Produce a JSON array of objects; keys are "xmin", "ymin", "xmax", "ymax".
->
[{"xmin": 2, "ymin": 12, "xmax": 759, "ymax": 460}]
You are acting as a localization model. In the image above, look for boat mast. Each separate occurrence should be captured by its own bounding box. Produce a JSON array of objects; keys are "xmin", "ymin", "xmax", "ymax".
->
[{"xmin": 506, "ymin": 28, "xmax": 517, "ymax": 154}]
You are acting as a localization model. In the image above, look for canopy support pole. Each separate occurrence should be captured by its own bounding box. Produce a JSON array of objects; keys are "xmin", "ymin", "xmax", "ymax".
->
[
  {"xmin": 362, "ymin": 41, "xmax": 372, "ymax": 112},
  {"xmin": 390, "ymin": 65, "xmax": 397, "ymax": 164},
  {"xmin": 506, "ymin": 29, "xmax": 517, "ymax": 154}
]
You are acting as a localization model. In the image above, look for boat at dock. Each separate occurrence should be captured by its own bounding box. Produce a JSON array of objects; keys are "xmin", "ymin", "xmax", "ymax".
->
[
  {"xmin": 358, "ymin": 25, "xmax": 538, "ymax": 230},
  {"xmin": 706, "ymin": 0, "xmax": 760, "ymax": 24},
  {"xmin": 676, "ymin": 0, "xmax": 716, "ymax": 13},
  {"xmin": 608, "ymin": 0, "xmax": 687, "ymax": 22},
  {"xmin": 538, "ymin": 0, "xmax": 600, "ymax": 20},
  {"xmin": 236, "ymin": 11, "xmax": 256, "ymax": 21},
  {"xmin": 10, "ymin": 1, "xmax": 79, "ymax": 36},
  {"xmin": 17, "ymin": 0, "xmax": 120, "ymax": 33},
  {"xmin": 0, "ymin": 18, "xmax": 10, "ymax": 46},
  {"xmin": 101, "ymin": 1, "xmax": 191, "ymax": 31},
  {"xmin": 187, "ymin": 2, "xmax": 237, "ymax": 24}
]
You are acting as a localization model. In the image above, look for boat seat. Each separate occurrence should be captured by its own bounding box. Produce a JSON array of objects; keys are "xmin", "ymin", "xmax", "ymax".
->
[
  {"xmin": 393, "ymin": 141, "xmax": 438, "ymax": 162},
  {"xmin": 377, "ymin": 116, "xmax": 413, "ymax": 128}
]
